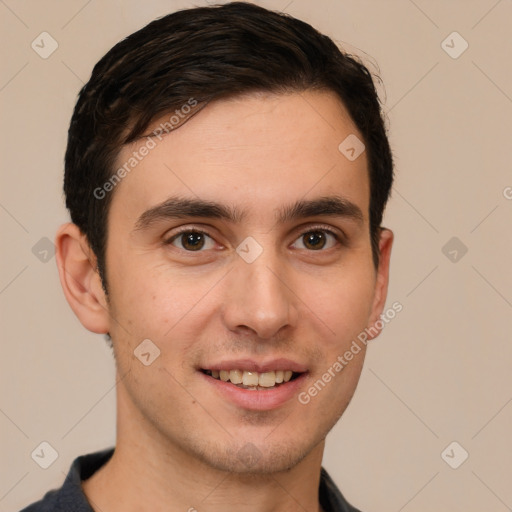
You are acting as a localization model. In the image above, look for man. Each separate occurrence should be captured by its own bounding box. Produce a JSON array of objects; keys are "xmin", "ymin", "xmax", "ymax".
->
[{"xmin": 22, "ymin": 2, "xmax": 394, "ymax": 511}]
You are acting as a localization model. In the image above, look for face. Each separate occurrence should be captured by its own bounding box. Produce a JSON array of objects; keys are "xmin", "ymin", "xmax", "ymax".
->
[{"xmin": 102, "ymin": 90, "xmax": 390, "ymax": 474}]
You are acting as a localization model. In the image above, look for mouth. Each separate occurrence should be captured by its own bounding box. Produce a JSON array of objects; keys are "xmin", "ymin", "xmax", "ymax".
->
[
  {"xmin": 198, "ymin": 359, "xmax": 309, "ymax": 410},
  {"xmin": 200, "ymin": 369, "xmax": 302, "ymax": 391}
]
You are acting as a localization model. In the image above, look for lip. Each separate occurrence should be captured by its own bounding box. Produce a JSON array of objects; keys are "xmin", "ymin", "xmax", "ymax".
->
[
  {"xmin": 200, "ymin": 369, "xmax": 308, "ymax": 411},
  {"xmin": 200, "ymin": 358, "xmax": 308, "ymax": 373}
]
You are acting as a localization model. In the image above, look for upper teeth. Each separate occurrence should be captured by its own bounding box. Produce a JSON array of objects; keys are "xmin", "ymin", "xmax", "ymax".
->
[{"xmin": 210, "ymin": 369, "xmax": 293, "ymax": 387}]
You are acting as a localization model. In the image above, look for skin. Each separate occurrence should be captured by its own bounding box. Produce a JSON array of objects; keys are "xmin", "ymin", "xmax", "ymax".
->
[{"xmin": 56, "ymin": 90, "xmax": 393, "ymax": 512}]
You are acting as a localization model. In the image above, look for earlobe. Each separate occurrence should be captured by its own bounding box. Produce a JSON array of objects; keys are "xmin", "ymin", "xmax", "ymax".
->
[
  {"xmin": 55, "ymin": 223, "xmax": 110, "ymax": 334},
  {"xmin": 366, "ymin": 227, "xmax": 394, "ymax": 340}
]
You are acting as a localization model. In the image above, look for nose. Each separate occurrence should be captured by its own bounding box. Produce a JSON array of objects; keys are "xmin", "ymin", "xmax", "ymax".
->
[{"xmin": 221, "ymin": 248, "xmax": 299, "ymax": 340}]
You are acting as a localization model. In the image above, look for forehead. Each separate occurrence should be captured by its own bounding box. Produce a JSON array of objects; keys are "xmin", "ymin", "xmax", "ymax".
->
[{"xmin": 110, "ymin": 90, "xmax": 369, "ymax": 224}]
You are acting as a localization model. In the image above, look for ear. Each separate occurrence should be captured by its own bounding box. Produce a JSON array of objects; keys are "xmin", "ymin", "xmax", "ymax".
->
[
  {"xmin": 55, "ymin": 223, "xmax": 110, "ymax": 334},
  {"xmin": 366, "ymin": 228, "xmax": 394, "ymax": 340}
]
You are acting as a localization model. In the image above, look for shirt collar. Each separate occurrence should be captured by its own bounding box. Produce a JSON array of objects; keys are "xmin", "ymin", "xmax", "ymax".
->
[{"xmin": 33, "ymin": 448, "xmax": 361, "ymax": 512}]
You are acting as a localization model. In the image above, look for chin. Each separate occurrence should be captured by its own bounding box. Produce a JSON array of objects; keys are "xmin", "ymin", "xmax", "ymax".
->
[{"xmin": 187, "ymin": 433, "xmax": 319, "ymax": 476}]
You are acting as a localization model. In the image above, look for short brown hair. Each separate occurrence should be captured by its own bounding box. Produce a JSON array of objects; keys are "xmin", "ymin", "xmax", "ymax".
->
[{"xmin": 64, "ymin": 1, "xmax": 393, "ymax": 290}]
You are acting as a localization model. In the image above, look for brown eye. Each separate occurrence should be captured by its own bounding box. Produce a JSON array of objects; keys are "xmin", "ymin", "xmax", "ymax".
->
[
  {"xmin": 168, "ymin": 231, "xmax": 215, "ymax": 251},
  {"xmin": 292, "ymin": 230, "xmax": 338, "ymax": 251},
  {"xmin": 303, "ymin": 231, "xmax": 326, "ymax": 250}
]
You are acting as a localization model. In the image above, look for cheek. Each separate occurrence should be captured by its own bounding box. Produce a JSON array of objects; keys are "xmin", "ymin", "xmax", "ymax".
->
[
  {"xmin": 107, "ymin": 261, "xmax": 221, "ymax": 351},
  {"xmin": 305, "ymin": 266, "xmax": 376, "ymax": 344}
]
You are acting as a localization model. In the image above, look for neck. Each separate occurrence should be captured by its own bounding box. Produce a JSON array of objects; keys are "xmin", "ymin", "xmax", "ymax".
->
[{"xmin": 82, "ymin": 385, "xmax": 326, "ymax": 512}]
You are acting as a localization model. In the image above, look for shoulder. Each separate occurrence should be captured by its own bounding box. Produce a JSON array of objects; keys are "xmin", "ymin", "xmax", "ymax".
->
[
  {"xmin": 18, "ymin": 490, "xmax": 60, "ymax": 512},
  {"xmin": 320, "ymin": 467, "xmax": 364, "ymax": 512},
  {"xmin": 17, "ymin": 448, "xmax": 115, "ymax": 512}
]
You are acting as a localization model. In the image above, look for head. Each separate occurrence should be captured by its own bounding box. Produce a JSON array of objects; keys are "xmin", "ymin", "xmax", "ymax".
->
[{"xmin": 57, "ymin": 2, "xmax": 394, "ymax": 474}]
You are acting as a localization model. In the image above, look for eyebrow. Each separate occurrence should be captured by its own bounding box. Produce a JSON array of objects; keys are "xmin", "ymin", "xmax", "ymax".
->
[{"xmin": 134, "ymin": 195, "xmax": 364, "ymax": 231}]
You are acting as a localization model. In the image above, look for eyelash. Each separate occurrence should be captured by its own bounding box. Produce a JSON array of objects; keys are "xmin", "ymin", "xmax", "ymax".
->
[{"xmin": 164, "ymin": 225, "xmax": 344, "ymax": 252}]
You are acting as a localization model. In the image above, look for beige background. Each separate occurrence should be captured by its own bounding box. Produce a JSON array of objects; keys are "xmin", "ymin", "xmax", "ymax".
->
[{"xmin": 1, "ymin": 0, "xmax": 511, "ymax": 510}]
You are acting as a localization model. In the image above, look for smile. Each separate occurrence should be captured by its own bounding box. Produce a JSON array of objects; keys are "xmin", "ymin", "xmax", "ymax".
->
[{"xmin": 201, "ymin": 369, "xmax": 300, "ymax": 390}]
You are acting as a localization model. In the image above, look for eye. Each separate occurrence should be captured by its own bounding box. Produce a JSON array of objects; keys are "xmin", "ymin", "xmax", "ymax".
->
[
  {"xmin": 291, "ymin": 229, "xmax": 339, "ymax": 251},
  {"xmin": 167, "ymin": 230, "xmax": 216, "ymax": 251}
]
